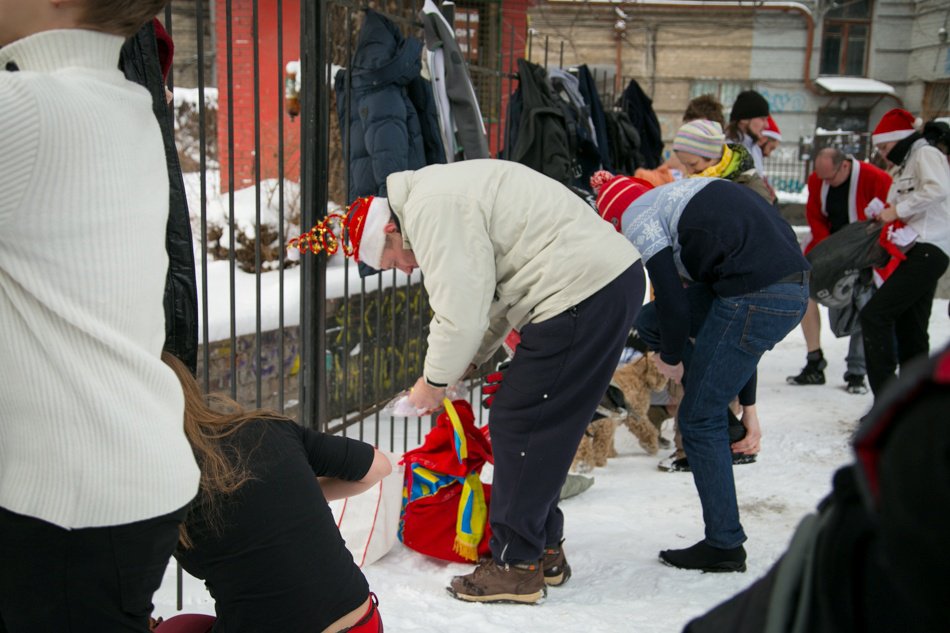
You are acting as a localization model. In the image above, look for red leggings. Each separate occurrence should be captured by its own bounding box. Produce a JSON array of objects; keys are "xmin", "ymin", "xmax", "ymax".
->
[
  {"xmin": 339, "ymin": 594, "xmax": 383, "ymax": 633},
  {"xmin": 153, "ymin": 595, "xmax": 382, "ymax": 633},
  {"xmin": 153, "ymin": 613, "xmax": 215, "ymax": 633}
]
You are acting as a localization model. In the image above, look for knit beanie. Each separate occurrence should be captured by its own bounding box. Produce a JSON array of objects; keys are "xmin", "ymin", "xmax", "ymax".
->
[
  {"xmin": 872, "ymin": 108, "xmax": 921, "ymax": 145},
  {"xmin": 590, "ymin": 171, "xmax": 654, "ymax": 232},
  {"xmin": 729, "ymin": 90, "xmax": 769, "ymax": 122},
  {"xmin": 762, "ymin": 115, "xmax": 782, "ymax": 141},
  {"xmin": 672, "ymin": 120, "xmax": 725, "ymax": 159}
]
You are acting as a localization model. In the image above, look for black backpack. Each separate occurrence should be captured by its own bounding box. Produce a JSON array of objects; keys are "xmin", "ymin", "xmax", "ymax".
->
[
  {"xmin": 604, "ymin": 110, "xmax": 643, "ymax": 176},
  {"xmin": 548, "ymin": 73, "xmax": 602, "ymax": 190}
]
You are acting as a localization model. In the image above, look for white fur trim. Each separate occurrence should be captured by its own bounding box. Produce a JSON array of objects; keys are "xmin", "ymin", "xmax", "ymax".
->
[
  {"xmin": 762, "ymin": 129, "xmax": 781, "ymax": 141},
  {"xmin": 358, "ymin": 197, "xmax": 390, "ymax": 269},
  {"xmin": 872, "ymin": 129, "xmax": 914, "ymax": 145}
]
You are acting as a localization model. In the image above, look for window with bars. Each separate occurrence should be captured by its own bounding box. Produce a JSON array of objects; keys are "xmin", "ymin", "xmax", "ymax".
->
[{"xmin": 819, "ymin": 0, "xmax": 872, "ymax": 76}]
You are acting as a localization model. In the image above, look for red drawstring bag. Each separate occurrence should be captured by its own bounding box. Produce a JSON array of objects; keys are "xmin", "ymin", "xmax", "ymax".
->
[{"xmin": 398, "ymin": 400, "xmax": 494, "ymax": 562}]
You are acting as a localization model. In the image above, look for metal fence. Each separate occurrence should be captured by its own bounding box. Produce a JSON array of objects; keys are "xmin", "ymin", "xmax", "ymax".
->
[
  {"xmin": 166, "ymin": 0, "xmax": 508, "ymax": 456},
  {"xmin": 161, "ymin": 0, "xmax": 840, "ymax": 611},
  {"xmin": 167, "ymin": 0, "xmax": 825, "ymax": 459}
]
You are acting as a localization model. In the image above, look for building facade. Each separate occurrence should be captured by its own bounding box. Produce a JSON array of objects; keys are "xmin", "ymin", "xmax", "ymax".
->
[{"xmin": 528, "ymin": 0, "xmax": 950, "ymax": 149}]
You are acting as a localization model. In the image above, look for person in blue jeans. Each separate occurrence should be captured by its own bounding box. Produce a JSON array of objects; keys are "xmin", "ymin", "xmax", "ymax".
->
[{"xmin": 591, "ymin": 172, "xmax": 810, "ymax": 571}]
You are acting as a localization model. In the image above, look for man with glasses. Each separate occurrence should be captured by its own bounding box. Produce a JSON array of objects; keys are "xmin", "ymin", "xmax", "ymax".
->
[{"xmin": 788, "ymin": 147, "xmax": 892, "ymax": 394}]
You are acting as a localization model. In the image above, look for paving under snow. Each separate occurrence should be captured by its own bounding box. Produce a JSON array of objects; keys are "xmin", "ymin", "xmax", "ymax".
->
[{"xmin": 153, "ymin": 300, "xmax": 950, "ymax": 632}]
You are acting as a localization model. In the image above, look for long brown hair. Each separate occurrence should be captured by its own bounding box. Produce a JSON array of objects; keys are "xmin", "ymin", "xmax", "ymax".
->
[
  {"xmin": 162, "ymin": 351, "xmax": 286, "ymax": 547},
  {"xmin": 683, "ymin": 94, "xmax": 725, "ymax": 126}
]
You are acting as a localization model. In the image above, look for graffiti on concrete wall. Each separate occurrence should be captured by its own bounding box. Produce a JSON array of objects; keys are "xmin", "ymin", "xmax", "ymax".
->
[
  {"xmin": 197, "ymin": 282, "xmax": 431, "ymax": 419},
  {"xmin": 758, "ymin": 88, "xmax": 807, "ymax": 114},
  {"xmin": 326, "ymin": 282, "xmax": 430, "ymax": 417}
]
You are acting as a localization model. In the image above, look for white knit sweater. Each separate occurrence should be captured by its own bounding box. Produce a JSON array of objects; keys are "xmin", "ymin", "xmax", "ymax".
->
[{"xmin": 0, "ymin": 30, "xmax": 199, "ymax": 528}]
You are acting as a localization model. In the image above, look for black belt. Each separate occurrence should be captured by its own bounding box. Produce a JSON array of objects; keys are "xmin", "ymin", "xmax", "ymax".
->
[{"xmin": 776, "ymin": 270, "xmax": 809, "ymax": 284}]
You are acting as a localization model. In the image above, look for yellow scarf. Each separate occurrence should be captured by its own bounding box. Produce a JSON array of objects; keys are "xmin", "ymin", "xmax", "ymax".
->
[{"xmin": 695, "ymin": 145, "xmax": 732, "ymax": 179}]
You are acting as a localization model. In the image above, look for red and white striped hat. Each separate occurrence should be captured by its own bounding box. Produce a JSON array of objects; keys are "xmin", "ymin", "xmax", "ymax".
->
[{"xmin": 590, "ymin": 171, "xmax": 654, "ymax": 232}]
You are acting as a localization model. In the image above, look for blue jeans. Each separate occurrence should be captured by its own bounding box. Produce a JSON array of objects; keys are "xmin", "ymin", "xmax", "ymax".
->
[{"xmin": 636, "ymin": 281, "xmax": 807, "ymax": 548}]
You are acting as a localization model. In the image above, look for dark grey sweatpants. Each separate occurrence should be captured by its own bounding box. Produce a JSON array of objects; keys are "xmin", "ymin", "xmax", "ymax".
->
[{"xmin": 487, "ymin": 262, "xmax": 645, "ymax": 564}]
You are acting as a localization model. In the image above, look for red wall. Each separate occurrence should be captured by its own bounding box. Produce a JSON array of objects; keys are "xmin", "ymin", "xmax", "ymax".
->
[
  {"xmin": 488, "ymin": 0, "xmax": 532, "ymax": 156},
  {"xmin": 214, "ymin": 0, "xmax": 301, "ymax": 193}
]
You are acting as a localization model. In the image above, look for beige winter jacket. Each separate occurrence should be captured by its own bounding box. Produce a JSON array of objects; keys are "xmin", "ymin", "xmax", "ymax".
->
[{"xmin": 386, "ymin": 160, "xmax": 641, "ymax": 386}]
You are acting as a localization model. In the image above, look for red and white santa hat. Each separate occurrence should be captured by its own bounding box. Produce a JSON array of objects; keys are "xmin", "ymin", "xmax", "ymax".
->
[
  {"xmin": 344, "ymin": 196, "xmax": 390, "ymax": 269},
  {"xmin": 872, "ymin": 108, "xmax": 922, "ymax": 145},
  {"xmin": 762, "ymin": 115, "xmax": 782, "ymax": 142},
  {"xmin": 590, "ymin": 170, "xmax": 654, "ymax": 232}
]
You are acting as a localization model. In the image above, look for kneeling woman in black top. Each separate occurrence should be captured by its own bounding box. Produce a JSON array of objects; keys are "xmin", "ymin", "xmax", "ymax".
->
[{"xmin": 160, "ymin": 352, "xmax": 391, "ymax": 633}]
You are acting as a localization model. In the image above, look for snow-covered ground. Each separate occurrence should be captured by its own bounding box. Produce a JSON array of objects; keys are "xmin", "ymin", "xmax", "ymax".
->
[{"xmin": 152, "ymin": 300, "xmax": 950, "ymax": 632}]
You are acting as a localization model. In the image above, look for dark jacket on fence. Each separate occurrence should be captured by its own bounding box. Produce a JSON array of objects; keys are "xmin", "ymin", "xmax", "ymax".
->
[
  {"xmin": 605, "ymin": 110, "xmax": 644, "ymax": 176},
  {"xmin": 504, "ymin": 58, "xmax": 574, "ymax": 186},
  {"xmin": 120, "ymin": 21, "xmax": 199, "ymax": 373},
  {"xmin": 335, "ymin": 10, "xmax": 436, "ymax": 200},
  {"xmin": 575, "ymin": 64, "xmax": 612, "ymax": 173},
  {"xmin": 548, "ymin": 67, "xmax": 602, "ymax": 192},
  {"xmin": 621, "ymin": 79, "xmax": 663, "ymax": 170}
]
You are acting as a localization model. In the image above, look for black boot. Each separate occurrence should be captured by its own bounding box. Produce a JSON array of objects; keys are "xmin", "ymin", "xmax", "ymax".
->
[
  {"xmin": 786, "ymin": 349, "xmax": 827, "ymax": 385},
  {"xmin": 659, "ymin": 540, "xmax": 747, "ymax": 572}
]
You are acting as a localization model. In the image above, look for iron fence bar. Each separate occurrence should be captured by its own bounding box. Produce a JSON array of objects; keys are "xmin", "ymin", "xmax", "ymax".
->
[
  {"xmin": 196, "ymin": 1, "xmax": 210, "ymax": 393},
  {"xmin": 358, "ymin": 278, "xmax": 366, "ymax": 442},
  {"xmin": 225, "ymin": 0, "xmax": 237, "ymax": 400},
  {"xmin": 503, "ymin": 23, "xmax": 515, "ymax": 158},
  {"xmin": 299, "ymin": 0, "xmax": 326, "ymax": 430},
  {"xmin": 318, "ymin": 0, "xmax": 332, "ymax": 431},
  {"xmin": 374, "ymin": 273, "xmax": 382, "ymax": 448},
  {"xmin": 389, "ymin": 269, "xmax": 398, "ymax": 453},
  {"xmin": 253, "ymin": 0, "xmax": 263, "ymax": 408},
  {"xmin": 342, "ymin": 4, "xmax": 354, "ymax": 434},
  {"xmin": 276, "ymin": 0, "xmax": 286, "ymax": 412}
]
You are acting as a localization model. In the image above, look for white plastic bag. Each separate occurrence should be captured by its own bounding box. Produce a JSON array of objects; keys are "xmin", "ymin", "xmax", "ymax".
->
[
  {"xmin": 328, "ymin": 451, "xmax": 403, "ymax": 568},
  {"xmin": 380, "ymin": 382, "xmax": 470, "ymax": 417}
]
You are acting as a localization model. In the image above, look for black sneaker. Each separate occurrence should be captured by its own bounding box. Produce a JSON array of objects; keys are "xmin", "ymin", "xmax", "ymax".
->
[
  {"xmin": 787, "ymin": 361, "xmax": 826, "ymax": 384},
  {"xmin": 658, "ymin": 453, "xmax": 690, "ymax": 472},
  {"xmin": 844, "ymin": 373, "xmax": 869, "ymax": 395},
  {"xmin": 659, "ymin": 540, "xmax": 747, "ymax": 572},
  {"xmin": 732, "ymin": 452, "xmax": 757, "ymax": 465},
  {"xmin": 659, "ymin": 453, "xmax": 755, "ymax": 472}
]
